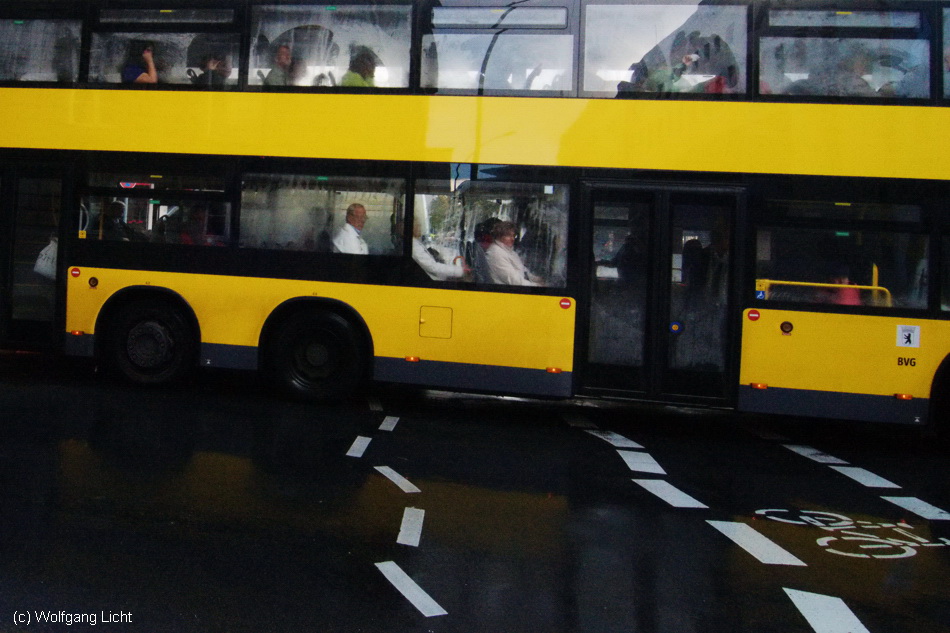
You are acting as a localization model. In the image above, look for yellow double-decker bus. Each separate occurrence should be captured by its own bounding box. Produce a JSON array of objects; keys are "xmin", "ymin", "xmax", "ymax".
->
[{"xmin": 0, "ymin": 0, "xmax": 947, "ymax": 429}]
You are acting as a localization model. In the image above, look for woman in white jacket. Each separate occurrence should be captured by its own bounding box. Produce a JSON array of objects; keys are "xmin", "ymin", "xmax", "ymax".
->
[{"xmin": 485, "ymin": 221, "xmax": 543, "ymax": 286}]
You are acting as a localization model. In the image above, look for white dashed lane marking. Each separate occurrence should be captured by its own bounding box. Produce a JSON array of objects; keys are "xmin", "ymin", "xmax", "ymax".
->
[
  {"xmin": 783, "ymin": 445, "xmax": 849, "ymax": 465},
  {"xmin": 374, "ymin": 466, "xmax": 422, "ymax": 493},
  {"xmin": 784, "ymin": 588, "xmax": 871, "ymax": 633},
  {"xmin": 397, "ymin": 508, "xmax": 425, "ymax": 547},
  {"xmin": 375, "ymin": 561, "xmax": 447, "ymax": 617},
  {"xmin": 881, "ymin": 496, "xmax": 950, "ymax": 520},
  {"xmin": 617, "ymin": 450, "xmax": 666, "ymax": 474},
  {"xmin": 379, "ymin": 416, "xmax": 400, "ymax": 431},
  {"xmin": 585, "ymin": 430, "xmax": 644, "ymax": 449},
  {"xmin": 632, "ymin": 479, "xmax": 708, "ymax": 508},
  {"xmin": 346, "ymin": 436, "xmax": 372, "ymax": 458},
  {"xmin": 829, "ymin": 466, "xmax": 901, "ymax": 489},
  {"xmin": 707, "ymin": 521, "xmax": 807, "ymax": 566}
]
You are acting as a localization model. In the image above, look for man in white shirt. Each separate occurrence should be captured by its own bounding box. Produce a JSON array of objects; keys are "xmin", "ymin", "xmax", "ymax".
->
[{"xmin": 332, "ymin": 203, "xmax": 369, "ymax": 254}]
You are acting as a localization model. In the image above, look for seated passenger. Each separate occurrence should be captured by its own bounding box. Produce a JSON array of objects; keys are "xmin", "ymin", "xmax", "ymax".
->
[
  {"xmin": 471, "ymin": 217, "xmax": 501, "ymax": 284},
  {"xmin": 98, "ymin": 201, "xmax": 145, "ymax": 241},
  {"xmin": 823, "ymin": 264, "xmax": 861, "ymax": 305},
  {"xmin": 485, "ymin": 221, "xmax": 542, "ymax": 286},
  {"xmin": 332, "ymin": 203, "xmax": 369, "ymax": 254},
  {"xmin": 122, "ymin": 41, "xmax": 158, "ymax": 84},
  {"xmin": 411, "ymin": 220, "xmax": 468, "ymax": 281},
  {"xmin": 341, "ymin": 47, "xmax": 378, "ymax": 88},
  {"xmin": 264, "ymin": 45, "xmax": 298, "ymax": 87},
  {"xmin": 193, "ymin": 52, "xmax": 232, "ymax": 88}
]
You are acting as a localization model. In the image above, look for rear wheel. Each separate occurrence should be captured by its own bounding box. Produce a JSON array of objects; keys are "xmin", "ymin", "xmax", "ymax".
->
[
  {"xmin": 105, "ymin": 299, "xmax": 196, "ymax": 385},
  {"xmin": 265, "ymin": 310, "xmax": 364, "ymax": 402}
]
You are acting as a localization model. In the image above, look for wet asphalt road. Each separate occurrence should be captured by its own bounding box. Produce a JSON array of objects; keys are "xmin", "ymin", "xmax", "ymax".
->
[{"xmin": 1, "ymin": 352, "xmax": 948, "ymax": 633}]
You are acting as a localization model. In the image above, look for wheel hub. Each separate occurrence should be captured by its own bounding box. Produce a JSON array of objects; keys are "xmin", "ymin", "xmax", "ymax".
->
[{"xmin": 127, "ymin": 321, "xmax": 173, "ymax": 369}]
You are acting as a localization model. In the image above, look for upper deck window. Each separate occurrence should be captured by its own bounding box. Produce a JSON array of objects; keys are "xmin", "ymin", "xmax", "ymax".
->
[
  {"xmin": 423, "ymin": 4, "xmax": 574, "ymax": 95},
  {"xmin": 759, "ymin": 9, "xmax": 930, "ymax": 99},
  {"xmin": 583, "ymin": 3, "xmax": 748, "ymax": 97},
  {"xmin": 249, "ymin": 4, "xmax": 411, "ymax": 88},
  {"xmin": 0, "ymin": 19, "xmax": 81, "ymax": 83},
  {"xmin": 89, "ymin": 8, "xmax": 241, "ymax": 88}
]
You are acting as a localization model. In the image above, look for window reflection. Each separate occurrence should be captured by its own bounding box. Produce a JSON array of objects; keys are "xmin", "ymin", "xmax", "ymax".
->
[
  {"xmin": 584, "ymin": 4, "xmax": 747, "ymax": 97},
  {"xmin": 416, "ymin": 178, "xmax": 568, "ymax": 287},
  {"xmin": 422, "ymin": 34, "xmax": 573, "ymax": 93},
  {"xmin": 250, "ymin": 5, "xmax": 410, "ymax": 88},
  {"xmin": 239, "ymin": 174, "xmax": 404, "ymax": 254},
  {"xmin": 81, "ymin": 196, "xmax": 230, "ymax": 245},
  {"xmin": 760, "ymin": 37, "xmax": 929, "ymax": 98},
  {"xmin": 0, "ymin": 20, "xmax": 80, "ymax": 83}
]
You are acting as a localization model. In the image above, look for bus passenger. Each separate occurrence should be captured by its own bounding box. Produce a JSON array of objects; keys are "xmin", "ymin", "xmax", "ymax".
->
[
  {"xmin": 332, "ymin": 203, "xmax": 369, "ymax": 255},
  {"xmin": 122, "ymin": 41, "xmax": 158, "ymax": 84},
  {"xmin": 485, "ymin": 221, "xmax": 542, "ymax": 286},
  {"xmin": 411, "ymin": 220, "xmax": 469, "ymax": 281},
  {"xmin": 98, "ymin": 201, "xmax": 145, "ymax": 241},
  {"xmin": 471, "ymin": 217, "xmax": 501, "ymax": 284},
  {"xmin": 264, "ymin": 45, "xmax": 293, "ymax": 86},
  {"xmin": 823, "ymin": 264, "xmax": 861, "ymax": 306},
  {"xmin": 341, "ymin": 47, "xmax": 378, "ymax": 88},
  {"xmin": 194, "ymin": 53, "xmax": 232, "ymax": 88}
]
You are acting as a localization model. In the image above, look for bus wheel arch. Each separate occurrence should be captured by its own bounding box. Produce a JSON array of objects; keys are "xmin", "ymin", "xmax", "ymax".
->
[
  {"xmin": 97, "ymin": 288, "xmax": 200, "ymax": 385},
  {"xmin": 260, "ymin": 298, "xmax": 373, "ymax": 402}
]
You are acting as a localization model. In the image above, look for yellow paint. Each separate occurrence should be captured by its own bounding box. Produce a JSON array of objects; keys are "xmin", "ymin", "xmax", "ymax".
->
[
  {"xmin": 2, "ymin": 87, "xmax": 949, "ymax": 180},
  {"xmin": 740, "ymin": 309, "xmax": 949, "ymax": 397},
  {"xmin": 66, "ymin": 267, "xmax": 576, "ymax": 372}
]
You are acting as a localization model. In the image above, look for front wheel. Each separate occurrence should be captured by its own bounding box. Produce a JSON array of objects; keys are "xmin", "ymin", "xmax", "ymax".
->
[
  {"xmin": 264, "ymin": 310, "xmax": 364, "ymax": 402},
  {"xmin": 105, "ymin": 299, "xmax": 197, "ymax": 385}
]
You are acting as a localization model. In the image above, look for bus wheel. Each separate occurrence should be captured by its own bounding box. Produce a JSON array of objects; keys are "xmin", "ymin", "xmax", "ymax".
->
[
  {"xmin": 265, "ymin": 310, "xmax": 363, "ymax": 402},
  {"xmin": 106, "ymin": 299, "xmax": 196, "ymax": 385}
]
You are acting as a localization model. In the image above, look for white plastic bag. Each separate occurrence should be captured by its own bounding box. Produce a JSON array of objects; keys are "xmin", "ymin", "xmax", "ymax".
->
[{"xmin": 33, "ymin": 236, "xmax": 57, "ymax": 280}]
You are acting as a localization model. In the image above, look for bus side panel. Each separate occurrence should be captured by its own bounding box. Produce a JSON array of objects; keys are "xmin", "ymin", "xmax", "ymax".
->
[
  {"xmin": 738, "ymin": 308, "xmax": 946, "ymax": 425},
  {"xmin": 66, "ymin": 267, "xmax": 576, "ymax": 397}
]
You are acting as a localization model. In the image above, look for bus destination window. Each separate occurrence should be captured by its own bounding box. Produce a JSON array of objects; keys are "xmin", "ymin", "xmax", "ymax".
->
[{"xmin": 583, "ymin": 2, "xmax": 747, "ymax": 98}]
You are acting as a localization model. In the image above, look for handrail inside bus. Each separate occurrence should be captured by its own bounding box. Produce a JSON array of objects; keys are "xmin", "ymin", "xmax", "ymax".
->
[{"xmin": 755, "ymin": 279, "xmax": 893, "ymax": 307}]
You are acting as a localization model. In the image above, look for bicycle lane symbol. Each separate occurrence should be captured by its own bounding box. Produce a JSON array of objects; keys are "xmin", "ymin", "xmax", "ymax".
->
[{"xmin": 754, "ymin": 509, "xmax": 950, "ymax": 560}]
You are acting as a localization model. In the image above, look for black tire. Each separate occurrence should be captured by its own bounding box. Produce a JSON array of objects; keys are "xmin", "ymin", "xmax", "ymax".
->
[
  {"xmin": 105, "ymin": 299, "xmax": 196, "ymax": 385},
  {"xmin": 265, "ymin": 310, "xmax": 364, "ymax": 402}
]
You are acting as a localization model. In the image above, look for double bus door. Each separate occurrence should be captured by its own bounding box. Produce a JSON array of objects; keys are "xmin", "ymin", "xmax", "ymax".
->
[
  {"xmin": 0, "ymin": 167, "xmax": 64, "ymax": 348},
  {"xmin": 580, "ymin": 184, "xmax": 740, "ymax": 403}
]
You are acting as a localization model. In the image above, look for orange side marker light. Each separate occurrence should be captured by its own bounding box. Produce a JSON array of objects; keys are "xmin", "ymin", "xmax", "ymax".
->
[{"xmin": 750, "ymin": 383, "xmax": 768, "ymax": 390}]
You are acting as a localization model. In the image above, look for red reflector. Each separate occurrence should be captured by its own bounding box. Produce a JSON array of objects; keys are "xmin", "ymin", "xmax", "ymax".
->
[
  {"xmin": 546, "ymin": 367, "xmax": 563, "ymax": 374},
  {"xmin": 894, "ymin": 393, "xmax": 913, "ymax": 401},
  {"xmin": 404, "ymin": 356, "xmax": 420, "ymax": 363},
  {"xmin": 70, "ymin": 330, "xmax": 84, "ymax": 336},
  {"xmin": 750, "ymin": 383, "xmax": 768, "ymax": 390}
]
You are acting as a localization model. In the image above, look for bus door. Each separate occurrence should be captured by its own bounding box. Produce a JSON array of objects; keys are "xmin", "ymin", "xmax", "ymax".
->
[
  {"xmin": 580, "ymin": 184, "xmax": 740, "ymax": 403},
  {"xmin": 0, "ymin": 169, "xmax": 63, "ymax": 348}
]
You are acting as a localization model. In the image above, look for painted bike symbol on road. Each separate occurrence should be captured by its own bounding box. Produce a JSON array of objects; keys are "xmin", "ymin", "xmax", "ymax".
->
[{"xmin": 755, "ymin": 509, "xmax": 950, "ymax": 559}]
